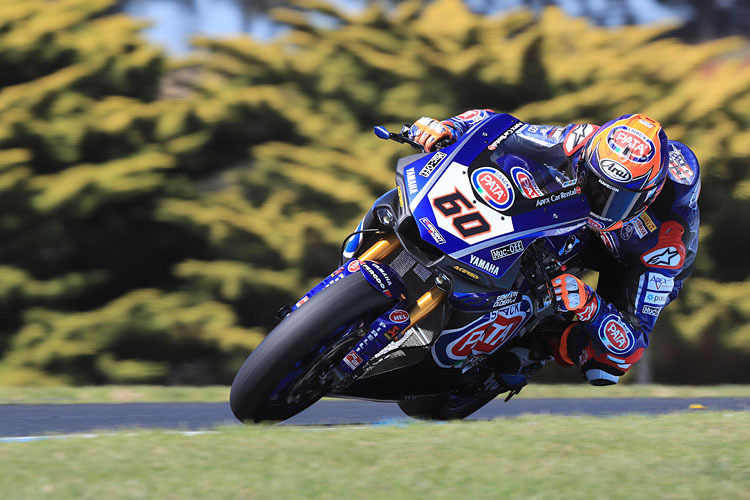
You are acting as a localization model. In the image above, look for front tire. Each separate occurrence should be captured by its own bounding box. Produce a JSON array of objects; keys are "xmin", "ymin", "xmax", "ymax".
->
[{"xmin": 230, "ymin": 272, "xmax": 391, "ymax": 423}]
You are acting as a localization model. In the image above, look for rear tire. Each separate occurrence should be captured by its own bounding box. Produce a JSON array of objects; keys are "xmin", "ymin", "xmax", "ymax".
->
[
  {"xmin": 397, "ymin": 392, "xmax": 501, "ymax": 421},
  {"xmin": 230, "ymin": 273, "xmax": 391, "ymax": 423}
]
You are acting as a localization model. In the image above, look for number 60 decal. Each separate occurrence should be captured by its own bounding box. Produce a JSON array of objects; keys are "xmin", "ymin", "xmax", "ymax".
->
[{"xmin": 433, "ymin": 190, "xmax": 491, "ymax": 239}]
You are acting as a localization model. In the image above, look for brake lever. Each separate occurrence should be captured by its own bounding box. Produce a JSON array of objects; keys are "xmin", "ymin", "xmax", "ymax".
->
[
  {"xmin": 433, "ymin": 139, "xmax": 451, "ymax": 151},
  {"xmin": 373, "ymin": 125, "xmax": 425, "ymax": 152}
]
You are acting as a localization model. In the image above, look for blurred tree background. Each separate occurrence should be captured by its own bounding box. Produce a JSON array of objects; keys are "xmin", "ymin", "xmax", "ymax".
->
[{"xmin": 0, "ymin": 0, "xmax": 747, "ymax": 385}]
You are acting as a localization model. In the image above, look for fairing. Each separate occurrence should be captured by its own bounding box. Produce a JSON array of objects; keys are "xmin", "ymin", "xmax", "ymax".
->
[{"xmin": 396, "ymin": 114, "xmax": 590, "ymax": 290}]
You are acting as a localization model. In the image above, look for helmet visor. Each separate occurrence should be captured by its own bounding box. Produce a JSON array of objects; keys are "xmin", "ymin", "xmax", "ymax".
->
[{"xmin": 583, "ymin": 169, "xmax": 653, "ymax": 226}]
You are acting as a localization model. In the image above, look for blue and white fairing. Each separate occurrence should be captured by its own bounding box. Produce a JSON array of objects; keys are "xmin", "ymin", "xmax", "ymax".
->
[
  {"xmin": 397, "ymin": 114, "xmax": 590, "ymax": 290},
  {"xmin": 292, "ymin": 114, "xmax": 594, "ymax": 376}
]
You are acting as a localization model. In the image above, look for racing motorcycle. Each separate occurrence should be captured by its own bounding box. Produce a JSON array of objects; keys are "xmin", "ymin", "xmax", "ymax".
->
[{"xmin": 230, "ymin": 113, "xmax": 591, "ymax": 423}]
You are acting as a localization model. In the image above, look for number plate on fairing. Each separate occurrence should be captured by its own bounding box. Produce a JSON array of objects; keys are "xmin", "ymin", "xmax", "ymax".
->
[
  {"xmin": 400, "ymin": 114, "xmax": 590, "ymax": 286},
  {"xmin": 428, "ymin": 163, "xmax": 515, "ymax": 243}
]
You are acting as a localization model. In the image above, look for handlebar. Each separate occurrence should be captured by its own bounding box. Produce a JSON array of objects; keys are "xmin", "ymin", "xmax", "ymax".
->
[{"xmin": 373, "ymin": 125, "xmax": 452, "ymax": 153}]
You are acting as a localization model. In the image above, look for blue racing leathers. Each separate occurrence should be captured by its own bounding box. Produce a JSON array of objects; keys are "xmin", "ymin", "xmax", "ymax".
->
[{"xmin": 441, "ymin": 109, "xmax": 701, "ymax": 384}]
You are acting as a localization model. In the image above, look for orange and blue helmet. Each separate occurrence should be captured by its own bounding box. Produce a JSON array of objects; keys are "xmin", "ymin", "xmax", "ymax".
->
[{"xmin": 581, "ymin": 114, "xmax": 669, "ymax": 232}]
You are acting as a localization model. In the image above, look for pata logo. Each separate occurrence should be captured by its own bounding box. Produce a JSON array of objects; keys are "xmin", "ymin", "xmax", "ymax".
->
[{"xmin": 600, "ymin": 159, "xmax": 632, "ymax": 182}]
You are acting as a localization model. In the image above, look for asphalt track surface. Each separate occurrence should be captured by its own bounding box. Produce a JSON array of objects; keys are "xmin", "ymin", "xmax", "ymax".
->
[{"xmin": 1, "ymin": 397, "xmax": 748, "ymax": 438}]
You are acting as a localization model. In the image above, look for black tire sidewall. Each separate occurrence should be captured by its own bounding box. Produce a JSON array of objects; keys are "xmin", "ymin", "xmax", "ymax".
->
[
  {"xmin": 397, "ymin": 393, "xmax": 498, "ymax": 420},
  {"xmin": 230, "ymin": 272, "xmax": 391, "ymax": 422}
]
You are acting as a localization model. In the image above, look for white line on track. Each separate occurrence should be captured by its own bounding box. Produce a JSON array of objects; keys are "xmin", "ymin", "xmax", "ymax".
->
[{"xmin": 0, "ymin": 430, "xmax": 218, "ymax": 443}]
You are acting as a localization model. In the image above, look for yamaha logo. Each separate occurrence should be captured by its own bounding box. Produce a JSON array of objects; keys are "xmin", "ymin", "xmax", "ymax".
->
[{"xmin": 599, "ymin": 159, "xmax": 632, "ymax": 182}]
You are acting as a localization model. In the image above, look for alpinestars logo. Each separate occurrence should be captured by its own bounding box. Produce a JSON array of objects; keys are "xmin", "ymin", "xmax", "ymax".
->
[
  {"xmin": 642, "ymin": 247, "xmax": 681, "ymax": 268},
  {"xmin": 641, "ymin": 221, "xmax": 686, "ymax": 270},
  {"xmin": 576, "ymin": 295, "xmax": 599, "ymax": 322},
  {"xmin": 563, "ymin": 124, "xmax": 597, "ymax": 156}
]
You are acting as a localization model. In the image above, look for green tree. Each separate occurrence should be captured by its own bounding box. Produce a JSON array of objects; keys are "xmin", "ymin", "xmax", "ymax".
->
[{"xmin": 0, "ymin": 0, "xmax": 747, "ymax": 385}]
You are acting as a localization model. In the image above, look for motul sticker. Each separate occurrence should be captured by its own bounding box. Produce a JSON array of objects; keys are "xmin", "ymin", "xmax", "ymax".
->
[
  {"xmin": 598, "ymin": 315, "xmax": 635, "ymax": 355},
  {"xmin": 347, "ymin": 260, "xmax": 361, "ymax": 273}
]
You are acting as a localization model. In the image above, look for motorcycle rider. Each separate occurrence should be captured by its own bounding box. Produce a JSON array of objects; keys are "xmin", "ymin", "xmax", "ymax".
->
[{"xmin": 409, "ymin": 110, "xmax": 700, "ymax": 387}]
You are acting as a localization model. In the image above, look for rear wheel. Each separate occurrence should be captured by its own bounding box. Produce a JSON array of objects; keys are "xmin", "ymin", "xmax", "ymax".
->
[
  {"xmin": 230, "ymin": 273, "xmax": 392, "ymax": 422},
  {"xmin": 397, "ymin": 392, "xmax": 502, "ymax": 421}
]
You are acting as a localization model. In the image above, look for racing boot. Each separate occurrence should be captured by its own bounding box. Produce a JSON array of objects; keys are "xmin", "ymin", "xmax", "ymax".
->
[{"xmin": 492, "ymin": 317, "xmax": 566, "ymax": 392}]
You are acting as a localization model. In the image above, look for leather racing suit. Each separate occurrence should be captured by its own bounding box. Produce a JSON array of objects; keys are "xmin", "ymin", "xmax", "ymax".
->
[{"xmin": 441, "ymin": 109, "xmax": 701, "ymax": 385}]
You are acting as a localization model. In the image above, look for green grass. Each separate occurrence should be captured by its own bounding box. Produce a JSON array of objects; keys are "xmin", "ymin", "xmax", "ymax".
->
[
  {"xmin": 0, "ymin": 385, "xmax": 231, "ymax": 404},
  {"xmin": 1, "ymin": 413, "xmax": 748, "ymax": 499},
  {"xmin": 0, "ymin": 384, "xmax": 748, "ymax": 404}
]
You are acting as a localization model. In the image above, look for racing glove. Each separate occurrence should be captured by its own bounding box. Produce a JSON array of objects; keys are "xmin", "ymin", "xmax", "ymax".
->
[
  {"xmin": 409, "ymin": 117, "xmax": 456, "ymax": 152},
  {"xmin": 552, "ymin": 274, "xmax": 598, "ymax": 319}
]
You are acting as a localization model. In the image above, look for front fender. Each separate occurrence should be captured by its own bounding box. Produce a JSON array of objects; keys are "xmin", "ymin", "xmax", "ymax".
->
[{"xmin": 358, "ymin": 260, "xmax": 406, "ymax": 299}]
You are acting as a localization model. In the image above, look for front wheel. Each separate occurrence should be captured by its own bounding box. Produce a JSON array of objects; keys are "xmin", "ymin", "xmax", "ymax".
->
[{"xmin": 230, "ymin": 272, "xmax": 391, "ymax": 423}]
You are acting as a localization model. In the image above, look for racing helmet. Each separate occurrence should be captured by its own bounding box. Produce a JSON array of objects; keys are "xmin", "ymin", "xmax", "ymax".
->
[{"xmin": 581, "ymin": 114, "xmax": 669, "ymax": 232}]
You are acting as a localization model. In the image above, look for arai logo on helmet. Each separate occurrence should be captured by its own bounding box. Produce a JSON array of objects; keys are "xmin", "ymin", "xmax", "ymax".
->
[
  {"xmin": 471, "ymin": 167, "xmax": 515, "ymax": 211},
  {"xmin": 606, "ymin": 126, "xmax": 656, "ymax": 164},
  {"xmin": 599, "ymin": 159, "xmax": 632, "ymax": 182}
]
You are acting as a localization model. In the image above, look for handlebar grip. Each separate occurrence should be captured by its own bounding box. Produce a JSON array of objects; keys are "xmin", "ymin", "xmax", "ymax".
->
[{"xmin": 434, "ymin": 137, "xmax": 454, "ymax": 151}]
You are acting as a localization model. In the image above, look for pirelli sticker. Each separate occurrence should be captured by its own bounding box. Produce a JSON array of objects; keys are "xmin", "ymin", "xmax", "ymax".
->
[{"xmin": 640, "ymin": 212, "xmax": 657, "ymax": 233}]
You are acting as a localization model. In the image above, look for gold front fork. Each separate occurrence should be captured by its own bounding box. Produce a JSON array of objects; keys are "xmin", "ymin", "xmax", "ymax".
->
[
  {"xmin": 404, "ymin": 286, "xmax": 448, "ymax": 333},
  {"xmin": 356, "ymin": 233, "xmax": 449, "ymax": 335},
  {"xmin": 357, "ymin": 232, "xmax": 401, "ymax": 262}
]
